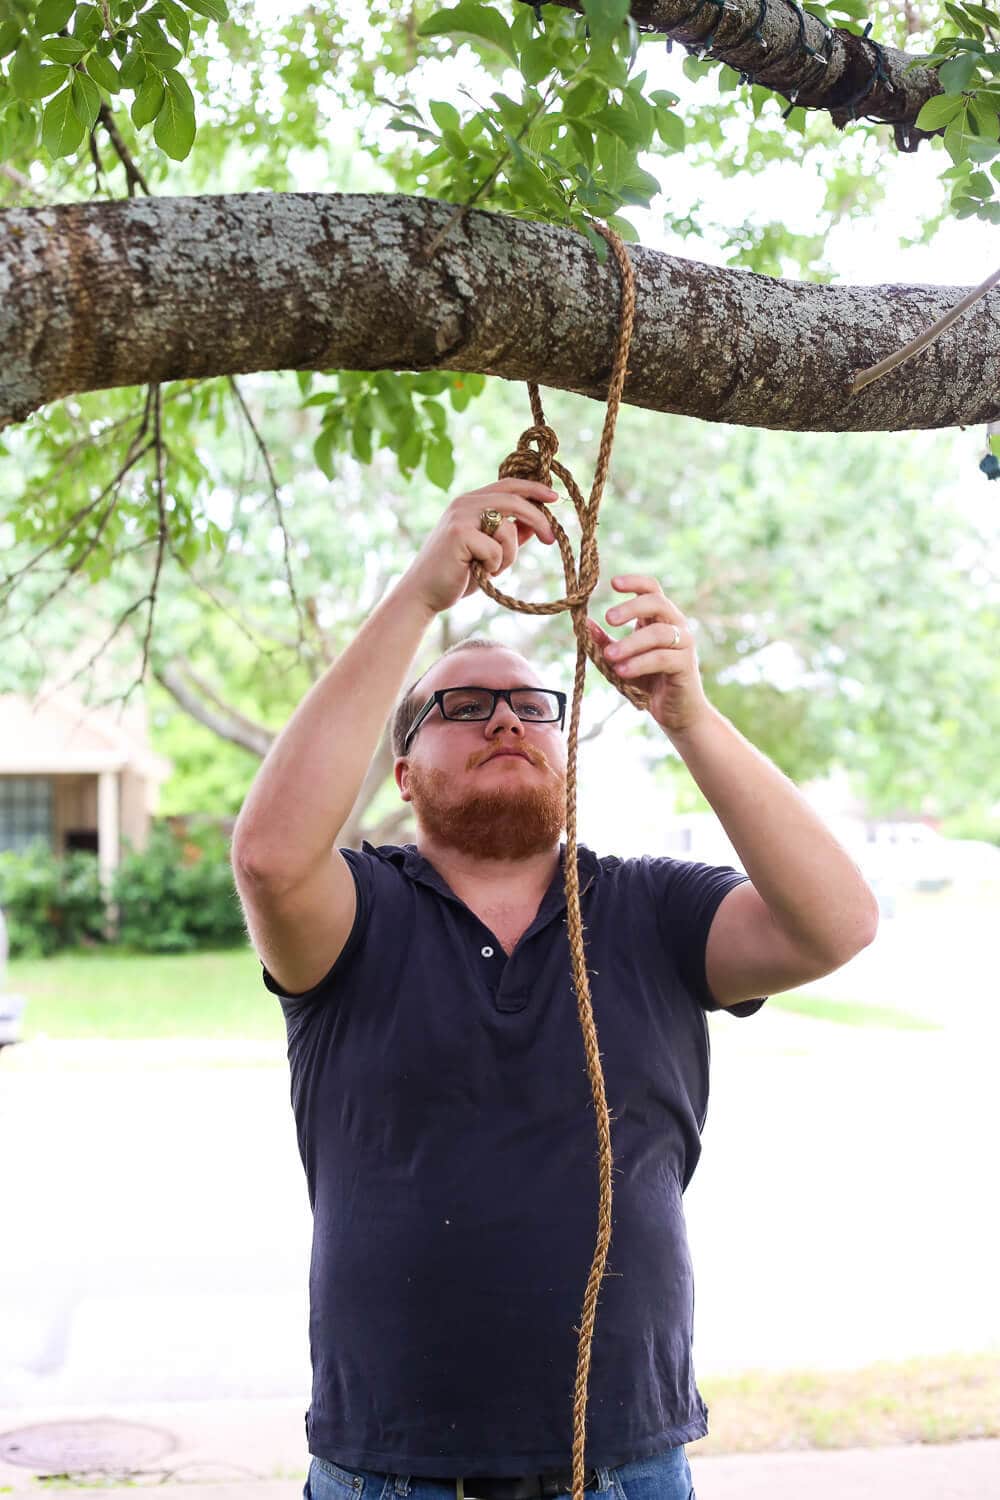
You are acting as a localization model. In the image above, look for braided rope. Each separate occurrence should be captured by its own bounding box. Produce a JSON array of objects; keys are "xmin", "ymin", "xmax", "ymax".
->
[{"xmin": 471, "ymin": 222, "xmax": 641, "ymax": 1500}]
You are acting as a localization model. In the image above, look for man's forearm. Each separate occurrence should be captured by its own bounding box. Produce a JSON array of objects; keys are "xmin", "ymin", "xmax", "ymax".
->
[
  {"xmin": 666, "ymin": 705, "xmax": 878, "ymax": 964},
  {"xmin": 231, "ymin": 579, "xmax": 436, "ymax": 884}
]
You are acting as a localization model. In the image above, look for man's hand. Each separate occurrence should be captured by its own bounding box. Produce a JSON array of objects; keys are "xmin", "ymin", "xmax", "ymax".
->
[
  {"xmin": 399, "ymin": 479, "xmax": 558, "ymax": 617},
  {"xmin": 586, "ymin": 574, "xmax": 709, "ymax": 736}
]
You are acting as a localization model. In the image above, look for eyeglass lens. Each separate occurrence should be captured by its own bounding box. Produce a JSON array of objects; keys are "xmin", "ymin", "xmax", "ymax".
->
[{"xmin": 441, "ymin": 689, "xmax": 561, "ymax": 722}]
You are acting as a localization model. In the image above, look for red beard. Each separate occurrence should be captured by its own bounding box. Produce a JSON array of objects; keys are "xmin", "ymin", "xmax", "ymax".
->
[{"xmin": 406, "ymin": 750, "xmax": 566, "ymax": 860}]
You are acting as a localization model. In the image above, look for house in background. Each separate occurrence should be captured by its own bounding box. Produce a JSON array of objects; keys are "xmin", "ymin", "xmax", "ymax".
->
[{"xmin": 0, "ymin": 690, "xmax": 172, "ymax": 891}]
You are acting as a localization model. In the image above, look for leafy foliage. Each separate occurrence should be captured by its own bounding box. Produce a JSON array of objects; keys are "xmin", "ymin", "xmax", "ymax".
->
[
  {"xmin": 0, "ymin": 841, "xmax": 105, "ymax": 956},
  {"xmin": 1, "ymin": 0, "xmax": 996, "ymax": 834}
]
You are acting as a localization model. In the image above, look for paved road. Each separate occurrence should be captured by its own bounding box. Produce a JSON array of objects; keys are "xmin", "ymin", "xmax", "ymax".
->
[{"xmin": 2, "ymin": 897, "xmax": 998, "ymax": 1408}]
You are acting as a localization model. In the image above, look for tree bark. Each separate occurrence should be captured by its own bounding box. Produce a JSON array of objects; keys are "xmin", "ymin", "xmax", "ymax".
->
[
  {"xmin": 539, "ymin": 0, "xmax": 940, "ymax": 135},
  {"xmin": 2, "ymin": 191, "xmax": 998, "ymax": 434}
]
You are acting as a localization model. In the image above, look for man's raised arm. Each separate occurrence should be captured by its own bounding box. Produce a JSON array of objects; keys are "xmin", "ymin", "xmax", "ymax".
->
[{"xmin": 230, "ymin": 480, "xmax": 557, "ymax": 994}]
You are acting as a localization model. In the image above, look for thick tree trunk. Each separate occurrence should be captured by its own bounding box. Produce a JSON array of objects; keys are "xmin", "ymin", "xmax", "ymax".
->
[
  {"xmin": 542, "ymin": 0, "xmax": 940, "ymax": 135},
  {"xmin": 2, "ymin": 192, "xmax": 997, "ymax": 433}
]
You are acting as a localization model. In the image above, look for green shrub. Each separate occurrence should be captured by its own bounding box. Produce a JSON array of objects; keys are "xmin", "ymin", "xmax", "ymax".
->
[
  {"xmin": 111, "ymin": 823, "xmax": 246, "ymax": 953},
  {"xmin": 0, "ymin": 825, "xmax": 245, "ymax": 957},
  {"xmin": 0, "ymin": 841, "xmax": 105, "ymax": 958}
]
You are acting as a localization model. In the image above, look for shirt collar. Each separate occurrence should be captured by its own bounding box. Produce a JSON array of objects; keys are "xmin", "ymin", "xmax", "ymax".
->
[{"xmin": 361, "ymin": 839, "xmax": 601, "ymax": 919}]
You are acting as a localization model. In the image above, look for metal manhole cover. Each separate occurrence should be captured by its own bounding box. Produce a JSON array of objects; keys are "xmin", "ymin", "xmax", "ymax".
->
[{"xmin": 0, "ymin": 1418, "xmax": 176, "ymax": 1473}]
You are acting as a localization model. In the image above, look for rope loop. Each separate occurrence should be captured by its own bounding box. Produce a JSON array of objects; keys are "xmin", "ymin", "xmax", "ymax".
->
[{"xmin": 497, "ymin": 422, "xmax": 560, "ymax": 485}]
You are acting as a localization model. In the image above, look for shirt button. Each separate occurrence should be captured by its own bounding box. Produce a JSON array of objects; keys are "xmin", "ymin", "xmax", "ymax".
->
[{"xmin": 481, "ymin": 945, "xmax": 494, "ymax": 958}]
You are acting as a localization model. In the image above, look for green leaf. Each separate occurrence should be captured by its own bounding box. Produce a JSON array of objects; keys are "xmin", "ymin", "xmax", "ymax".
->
[
  {"xmin": 84, "ymin": 49, "xmax": 121, "ymax": 91},
  {"xmin": 915, "ymin": 92, "xmax": 966, "ymax": 130},
  {"xmin": 939, "ymin": 51, "xmax": 979, "ymax": 91},
  {"xmin": 350, "ymin": 419, "xmax": 373, "ymax": 465},
  {"xmin": 964, "ymin": 132, "xmax": 1000, "ymax": 159},
  {"xmin": 425, "ymin": 436, "xmax": 455, "ymax": 490},
  {"xmin": 41, "ymin": 83, "xmax": 84, "ymax": 156},
  {"xmin": 520, "ymin": 35, "xmax": 553, "ymax": 85},
  {"xmin": 41, "ymin": 36, "xmax": 88, "ymax": 64},
  {"xmin": 131, "ymin": 72, "xmax": 164, "ymax": 127},
  {"xmin": 71, "ymin": 70, "xmax": 101, "ymax": 128},
  {"xmin": 562, "ymin": 77, "xmax": 605, "ymax": 117},
  {"xmin": 429, "ymin": 98, "xmax": 461, "ymax": 133},
  {"xmin": 418, "ymin": 5, "xmax": 517, "ymax": 65},
  {"xmin": 655, "ymin": 105, "xmax": 685, "ymax": 150},
  {"xmin": 582, "ymin": 0, "xmax": 629, "ymax": 47},
  {"xmin": 10, "ymin": 43, "xmax": 66, "ymax": 100},
  {"xmin": 35, "ymin": 0, "xmax": 75, "ymax": 33},
  {"xmin": 159, "ymin": 0, "xmax": 192, "ymax": 52},
  {"xmin": 119, "ymin": 47, "xmax": 147, "ymax": 88},
  {"xmin": 313, "ymin": 425, "xmax": 339, "ymax": 480},
  {"xmin": 137, "ymin": 15, "xmax": 182, "ymax": 69},
  {"xmin": 72, "ymin": 5, "xmax": 105, "ymax": 47},
  {"xmin": 945, "ymin": 2, "xmax": 984, "ymax": 35},
  {"xmin": 179, "ymin": 0, "xmax": 230, "ymax": 19},
  {"xmin": 0, "ymin": 21, "xmax": 20, "ymax": 58},
  {"xmin": 153, "ymin": 67, "xmax": 196, "ymax": 158},
  {"xmin": 943, "ymin": 104, "xmax": 985, "ymax": 161}
]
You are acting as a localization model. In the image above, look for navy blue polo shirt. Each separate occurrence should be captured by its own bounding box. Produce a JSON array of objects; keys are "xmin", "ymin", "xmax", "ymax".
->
[{"xmin": 264, "ymin": 840, "xmax": 766, "ymax": 1476}]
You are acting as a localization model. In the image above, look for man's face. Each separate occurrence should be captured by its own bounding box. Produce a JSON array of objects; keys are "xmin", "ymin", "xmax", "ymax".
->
[{"xmin": 395, "ymin": 647, "xmax": 568, "ymax": 861}]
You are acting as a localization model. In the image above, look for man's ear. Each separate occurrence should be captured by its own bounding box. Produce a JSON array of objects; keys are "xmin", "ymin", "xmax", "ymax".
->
[{"xmin": 394, "ymin": 757, "xmax": 412, "ymax": 803}]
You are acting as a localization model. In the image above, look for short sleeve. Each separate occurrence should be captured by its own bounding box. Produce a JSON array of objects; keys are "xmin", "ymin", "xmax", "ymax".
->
[
  {"xmin": 260, "ymin": 846, "xmax": 373, "ymax": 1017},
  {"xmin": 648, "ymin": 856, "xmax": 767, "ymax": 1018}
]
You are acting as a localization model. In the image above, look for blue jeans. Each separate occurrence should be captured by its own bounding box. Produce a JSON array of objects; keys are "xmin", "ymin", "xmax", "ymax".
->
[{"xmin": 304, "ymin": 1448, "xmax": 696, "ymax": 1500}]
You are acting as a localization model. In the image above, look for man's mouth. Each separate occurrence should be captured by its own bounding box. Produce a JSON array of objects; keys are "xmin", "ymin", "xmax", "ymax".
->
[{"xmin": 485, "ymin": 750, "xmax": 532, "ymax": 763}]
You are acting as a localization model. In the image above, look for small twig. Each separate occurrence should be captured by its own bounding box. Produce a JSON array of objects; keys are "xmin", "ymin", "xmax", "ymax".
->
[
  {"xmin": 0, "ymin": 496, "xmax": 119, "ymax": 645},
  {"xmin": 131, "ymin": 384, "xmax": 169, "ymax": 698},
  {"xmin": 87, "ymin": 124, "xmax": 105, "ymax": 195},
  {"xmin": 227, "ymin": 375, "xmax": 310, "ymax": 657},
  {"xmin": 97, "ymin": 102, "xmax": 151, "ymax": 197},
  {"xmin": 851, "ymin": 265, "xmax": 1000, "ymax": 394}
]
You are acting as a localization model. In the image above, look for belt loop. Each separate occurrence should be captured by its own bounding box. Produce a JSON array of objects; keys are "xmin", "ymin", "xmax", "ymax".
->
[
  {"xmin": 393, "ymin": 1480, "xmax": 411, "ymax": 1497},
  {"xmin": 596, "ymin": 1468, "xmax": 611, "ymax": 1492}
]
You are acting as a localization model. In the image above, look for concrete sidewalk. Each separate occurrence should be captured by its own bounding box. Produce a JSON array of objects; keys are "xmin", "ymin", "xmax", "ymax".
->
[{"xmin": 1, "ymin": 1399, "xmax": 997, "ymax": 1499}]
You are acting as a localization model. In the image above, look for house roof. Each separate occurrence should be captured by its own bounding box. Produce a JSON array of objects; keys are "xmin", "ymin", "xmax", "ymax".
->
[{"xmin": 0, "ymin": 691, "xmax": 172, "ymax": 780}]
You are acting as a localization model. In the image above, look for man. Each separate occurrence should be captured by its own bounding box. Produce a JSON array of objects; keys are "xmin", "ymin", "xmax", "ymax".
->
[{"xmin": 232, "ymin": 478, "xmax": 878, "ymax": 1500}]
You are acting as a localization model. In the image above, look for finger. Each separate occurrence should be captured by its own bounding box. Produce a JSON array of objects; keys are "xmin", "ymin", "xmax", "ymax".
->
[
  {"xmin": 465, "ymin": 478, "xmax": 561, "ymax": 506},
  {"xmin": 606, "ymin": 594, "xmax": 687, "ymax": 630},
  {"xmin": 471, "ymin": 493, "xmax": 555, "ymax": 544},
  {"xmin": 605, "ymin": 594, "xmax": 683, "ymax": 630},
  {"xmin": 466, "ymin": 532, "xmax": 507, "ymax": 580},
  {"xmin": 586, "ymin": 618, "xmax": 613, "ymax": 646},
  {"xmin": 605, "ymin": 622, "xmax": 689, "ymax": 661},
  {"xmin": 612, "ymin": 646, "xmax": 691, "ymax": 678}
]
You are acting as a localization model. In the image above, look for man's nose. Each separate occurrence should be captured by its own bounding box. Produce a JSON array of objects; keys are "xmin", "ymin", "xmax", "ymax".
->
[{"xmin": 485, "ymin": 699, "xmax": 524, "ymax": 737}]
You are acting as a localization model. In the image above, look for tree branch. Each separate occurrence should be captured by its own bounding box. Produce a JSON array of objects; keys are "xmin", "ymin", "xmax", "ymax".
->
[
  {"xmin": 533, "ymin": 0, "xmax": 942, "ymax": 135},
  {"xmin": 154, "ymin": 659, "xmax": 275, "ymax": 757},
  {"xmin": 2, "ymin": 192, "xmax": 998, "ymax": 435}
]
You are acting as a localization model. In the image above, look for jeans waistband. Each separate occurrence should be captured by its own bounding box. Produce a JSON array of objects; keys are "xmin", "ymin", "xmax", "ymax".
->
[{"xmin": 433, "ymin": 1470, "xmax": 604, "ymax": 1499}]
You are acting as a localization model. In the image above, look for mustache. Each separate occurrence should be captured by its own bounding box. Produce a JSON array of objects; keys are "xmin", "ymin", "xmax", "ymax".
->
[{"xmin": 466, "ymin": 741, "xmax": 553, "ymax": 772}]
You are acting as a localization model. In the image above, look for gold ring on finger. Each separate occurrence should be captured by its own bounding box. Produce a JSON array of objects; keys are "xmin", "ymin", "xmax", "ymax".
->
[{"xmin": 479, "ymin": 509, "xmax": 504, "ymax": 537}]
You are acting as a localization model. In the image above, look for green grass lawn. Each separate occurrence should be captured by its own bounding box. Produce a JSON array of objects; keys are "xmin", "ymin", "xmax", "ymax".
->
[
  {"xmin": 6, "ymin": 946, "xmax": 939, "ymax": 1040},
  {"xmin": 692, "ymin": 1351, "xmax": 1000, "ymax": 1454},
  {"xmin": 7, "ymin": 946, "xmax": 285, "ymax": 1041}
]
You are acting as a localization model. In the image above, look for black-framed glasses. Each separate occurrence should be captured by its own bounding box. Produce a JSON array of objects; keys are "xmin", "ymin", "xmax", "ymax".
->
[{"xmin": 402, "ymin": 686, "xmax": 567, "ymax": 754}]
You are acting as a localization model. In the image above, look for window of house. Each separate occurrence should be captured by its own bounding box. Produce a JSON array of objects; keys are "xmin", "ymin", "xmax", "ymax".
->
[{"xmin": 0, "ymin": 777, "xmax": 54, "ymax": 854}]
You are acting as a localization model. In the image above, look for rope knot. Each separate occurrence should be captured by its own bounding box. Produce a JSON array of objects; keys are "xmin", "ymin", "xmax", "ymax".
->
[{"xmin": 497, "ymin": 422, "xmax": 559, "ymax": 486}]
